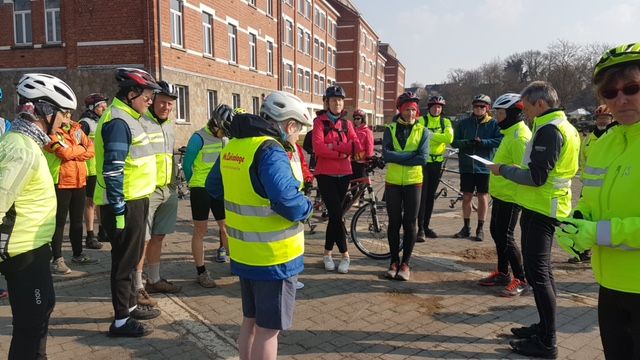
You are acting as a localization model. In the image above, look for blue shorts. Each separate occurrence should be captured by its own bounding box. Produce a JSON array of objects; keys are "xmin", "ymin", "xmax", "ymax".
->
[{"xmin": 240, "ymin": 276, "xmax": 297, "ymax": 330}]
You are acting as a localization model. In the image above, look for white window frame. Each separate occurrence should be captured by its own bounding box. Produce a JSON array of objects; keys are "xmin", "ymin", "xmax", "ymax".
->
[
  {"xmin": 170, "ymin": 0, "xmax": 183, "ymax": 47},
  {"xmin": 304, "ymin": 70, "xmax": 311, "ymax": 93},
  {"xmin": 320, "ymin": 41, "xmax": 325, "ymax": 63},
  {"xmin": 313, "ymin": 74, "xmax": 320, "ymax": 95},
  {"xmin": 202, "ymin": 12, "xmax": 213, "ymax": 56},
  {"xmin": 228, "ymin": 23, "xmax": 238, "ymax": 63},
  {"xmin": 249, "ymin": 32, "xmax": 257, "ymax": 69},
  {"xmin": 176, "ymin": 85, "xmax": 189, "ymax": 122},
  {"xmin": 267, "ymin": 0, "xmax": 273, "ymax": 16},
  {"xmin": 248, "ymin": 0, "xmax": 256, "ymax": 6},
  {"xmin": 304, "ymin": 32, "xmax": 311, "ymax": 55},
  {"xmin": 297, "ymin": 26, "xmax": 304, "ymax": 52},
  {"xmin": 45, "ymin": 0, "xmax": 61, "ymax": 44},
  {"xmin": 207, "ymin": 90, "xmax": 218, "ymax": 119},
  {"xmin": 284, "ymin": 62, "xmax": 293, "ymax": 89},
  {"xmin": 313, "ymin": 38, "xmax": 319, "ymax": 60},
  {"xmin": 252, "ymin": 96, "xmax": 260, "ymax": 115},
  {"xmin": 232, "ymin": 93, "xmax": 241, "ymax": 109},
  {"xmin": 305, "ymin": 0, "xmax": 311, "ymax": 18},
  {"xmin": 297, "ymin": 67, "xmax": 304, "ymax": 91},
  {"xmin": 266, "ymin": 41, "xmax": 274, "ymax": 75},
  {"xmin": 13, "ymin": 0, "xmax": 32, "ymax": 45},
  {"xmin": 285, "ymin": 19, "xmax": 293, "ymax": 46}
]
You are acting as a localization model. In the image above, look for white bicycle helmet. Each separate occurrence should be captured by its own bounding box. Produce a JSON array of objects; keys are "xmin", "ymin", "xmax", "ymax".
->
[
  {"xmin": 260, "ymin": 91, "xmax": 312, "ymax": 127},
  {"xmin": 17, "ymin": 73, "xmax": 77, "ymax": 110},
  {"xmin": 493, "ymin": 93, "xmax": 523, "ymax": 109}
]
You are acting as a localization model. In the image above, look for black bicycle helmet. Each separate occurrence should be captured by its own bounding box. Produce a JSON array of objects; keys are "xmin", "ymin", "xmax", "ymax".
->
[
  {"xmin": 208, "ymin": 104, "xmax": 233, "ymax": 136},
  {"xmin": 156, "ymin": 81, "xmax": 178, "ymax": 99},
  {"xmin": 427, "ymin": 95, "xmax": 446, "ymax": 107},
  {"xmin": 324, "ymin": 85, "xmax": 346, "ymax": 99}
]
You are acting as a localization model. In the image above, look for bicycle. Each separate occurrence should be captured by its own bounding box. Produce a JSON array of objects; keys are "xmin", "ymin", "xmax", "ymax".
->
[
  {"xmin": 434, "ymin": 148, "xmax": 492, "ymax": 211},
  {"xmin": 174, "ymin": 146, "xmax": 189, "ymax": 200},
  {"xmin": 306, "ymin": 156, "xmax": 395, "ymax": 260}
]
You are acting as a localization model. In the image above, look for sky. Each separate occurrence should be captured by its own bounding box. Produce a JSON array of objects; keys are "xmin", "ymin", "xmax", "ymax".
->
[{"xmin": 350, "ymin": 0, "xmax": 640, "ymax": 86}]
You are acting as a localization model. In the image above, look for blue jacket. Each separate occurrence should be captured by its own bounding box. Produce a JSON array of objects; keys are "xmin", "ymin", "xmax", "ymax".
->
[
  {"xmin": 205, "ymin": 114, "xmax": 312, "ymax": 281},
  {"xmin": 451, "ymin": 114, "xmax": 503, "ymax": 174}
]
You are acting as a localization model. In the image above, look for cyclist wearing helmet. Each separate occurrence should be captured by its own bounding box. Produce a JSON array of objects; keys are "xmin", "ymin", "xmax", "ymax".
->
[
  {"xmin": 0, "ymin": 87, "xmax": 10, "ymax": 136},
  {"xmin": 313, "ymin": 85, "xmax": 361, "ymax": 274},
  {"xmin": 351, "ymin": 109, "xmax": 374, "ymax": 179},
  {"xmin": 477, "ymin": 93, "xmax": 531, "ymax": 297},
  {"xmin": 79, "ymin": 93, "xmax": 109, "ymax": 246},
  {"xmin": 206, "ymin": 91, "xmax": 312, "ymax": 360},
  {"xmin": 0, "ymin": 73, "xmax": 76, "ymax": 358},
  {"xmin": 132, "ymin": 81, "xmax": 181, "ymax": 306},
  {"xmin": 93, "ymin": 67, "xmax": 162, "ymax": 336},
  {"xmin": 488, "ymin": 81, "xmax": 579, "ymax": 358},
  {"xmin": 44, "ymin": 99, "xmax": 97, "ymax": 275},
  {"xmin": 382, "ymin": 92, "xmax": 430, "ymax": 281},
  {"xmin": 551, "ymin": 42, "xmax": 640, "ymax": 359},
  {"xmin": 183, "ymin": 103, "xmax": 230, "ymax": 287},
  {"xmin": 451, "ymin": 94, "xmax": 503, "ymax": 241},
  {"xmin": 416, "ymin": 95, "xmax": 454, "ymax": 241}
]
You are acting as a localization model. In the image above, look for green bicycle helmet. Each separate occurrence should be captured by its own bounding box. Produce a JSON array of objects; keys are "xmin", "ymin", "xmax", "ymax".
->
[{"xmin": 593, "ymin": 42, "xmax": 640, "ymax": 83}]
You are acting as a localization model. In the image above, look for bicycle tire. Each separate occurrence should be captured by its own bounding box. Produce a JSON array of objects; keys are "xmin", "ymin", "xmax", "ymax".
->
[{"xmin": 350, "ymin": 201, "xmax": 397, "ymax": 260}]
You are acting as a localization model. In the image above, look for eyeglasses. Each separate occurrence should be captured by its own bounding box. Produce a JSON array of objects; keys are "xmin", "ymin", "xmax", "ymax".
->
[
  {"xmin": 141, "ymin": 94, "xmax": 153, "ymax": 103},
  {"xmin": 600, "ymin": 83, "xmax": 640, "ymax": 100},
  {"xmin": 353, "ymin": 117, "xmax": 363, "ymax": 120}
]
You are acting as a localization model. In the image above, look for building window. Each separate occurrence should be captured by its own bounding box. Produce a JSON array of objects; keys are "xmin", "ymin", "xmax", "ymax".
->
[
  {"xmin": 297, "ymin": 68, "xmax": 304, "ymax": 91},
  {"xmin": 202, "ymin": 12, "xmax": 213, "ymax": 56},
  {"xmin": 266, "ymin": 41, "xmax": 274, "ymax": 75},
  {"xmin": 297, "ymin": 0, "xmax": 304, "ymax": 15},
  {"xmin": 285, "ymin": 20, "xmax": 293, "ymax": 46},
  {"xmin": 332, "ymin": 49, "xmax": 337, "ymax": 67},
  {"xmin": 13, "ymin": 0, "xmax": 32, "ymax": 45},
  {"xmin": 304, "ymin": 32, "xmax": 311, "ymax": 55},
  {"xmin": 267, "ymin": 0, "xmax": 273, "ymax": 16},
  {"xmin": 368, "ymin": 88, "xmax": 373, "ymax": 103},
  {"xmin": 252, "ymin": 97, "xmax": 260, "ymax": 115},
  {"xmin": 313, "ymin": 38, "xmax": 319, "ymax": 60},
  {"xmin": 360, "ymin": 85, "xmax": 365, "ymax": 101},
  {"xmin": 319, "ymin": 11, "xmax": 326, "ymax": 31},
  {"xmin": 304, "ymin": 70, "xmax": 311, "ymax": 92},
  {"xmin": 313, "ymin": 74, "xmax": 319, "ymax": 95},
  {"xmin": 328, "ymin": 19, "xmax": 337, "ymax": 38},
  {"xmin": 283, "ymin": 0, "xmax": 293, "ymax": 6},
  {"xmin": 305, "ymin": 0, "xmax": 311, "ymax": 18},
  {"xmin": 284, "ymin": 63, "xmax": 293, "ymax": 88},
  {"xmin": 228, "ymin": 24, "xmax": 237, "ymax": 63},
  {"xmin": 207, "ymin": 90, "xmax": 218, "ymax": 120},
  {"xmin": 232, "ymin": 93, "xmax": 241, "ymax": 109},
  {"xmin": 248, "ymin": 0, "xmax": 256, "ymax": 6},
  {"xmin": 320, "ymin": 41, "xmax": 325, "ymax": 63},
  {"xmin": 170, "ymin": 0, "xmax": 183, "ymax": 47},
  {"xmin": 176, "ymin": 85, "xmax": 189, "ymax": 122},
  {"xmin": 297, "ymin": 27, "xmax": 304, "ymax": 52},
  {"xmin": 45, "ymin": 0, "xmax": 60, "ymax": 44},
  {"xmin": 327, "ymin": 48, "xmax": 332, "ymax": 68},
  {"xmin": 361, "ymin": 56, "xmax": 366, "ymax": 72},
  {"xmin": 249, "ymin": 33, "xmax": 257, "ymax": 69},
  {"xmin": 319, "ymin": 76, "xmax": 325, "ymax": 91}
]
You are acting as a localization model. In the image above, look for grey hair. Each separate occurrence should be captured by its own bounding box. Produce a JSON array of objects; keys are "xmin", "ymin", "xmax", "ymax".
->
[{"xmin": 520, "ymin": 81, "xmax": 560, "ymax": 108}]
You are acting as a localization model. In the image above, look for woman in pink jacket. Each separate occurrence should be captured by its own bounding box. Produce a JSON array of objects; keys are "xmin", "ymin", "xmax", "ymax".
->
[
  {"xmin": 351, "ymin": 108, "xmax": 375, "ymax": 180},
  {"xmin": 313, "ymin": 85, "xmax": 361, "ymax": 274}
]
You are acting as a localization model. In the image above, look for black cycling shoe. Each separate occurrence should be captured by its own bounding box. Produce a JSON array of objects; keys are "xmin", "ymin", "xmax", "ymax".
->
[
  {"xmin": 474, "ymin": 229, "xmax": 484, "ymax": 242},
  {"xmin": 130, "ymin": 305, "xmax": 161, "ymax": 320},
  {"xmin": 453, "ymin": 226, "xmax": 471, "ymax": 238},
  {"xmin": 108, "ymin": 318, "xmax": 153, "ymax": 337},
  {"xmin": 86, "ymin": 236, "xmax": 103, "ymax": 250},
  {"xmin": 511, "ymin": 323, "xmax": 540, "ymax": 339},
  {"xmin": 424, "ymin": 228, "xmax": 438, "ymax": 238},
  {"xmin": 510, "ymin": 335, "xmax": 558, "ymax": 359},
  {"xmin": 416, "ymin": 230, "xmax": 426, "ymax": 243}
]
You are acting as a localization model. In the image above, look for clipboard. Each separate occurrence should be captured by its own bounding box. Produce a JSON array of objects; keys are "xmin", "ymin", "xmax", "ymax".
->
[{"xmin": 467, "ymin": 154, "xmax": 494, "ymax": 166}]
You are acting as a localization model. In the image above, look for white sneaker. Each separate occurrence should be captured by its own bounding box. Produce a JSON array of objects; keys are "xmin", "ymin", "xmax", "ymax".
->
[
  {"xmin": 337, "ymin": 257, "xmax": 350, "ymax": 274},
  {"xmin": 295, "ymin": 281, "xmax": 305, "ymax": 290},
  {"xmin": 323, "ymin": 255, "xmax": 335, "ymax": 271}
]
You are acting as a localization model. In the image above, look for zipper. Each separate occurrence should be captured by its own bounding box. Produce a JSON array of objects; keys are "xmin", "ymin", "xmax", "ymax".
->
[{"xmin": 600, "ymin": 134, "xmax": 627, "ymax": 216}]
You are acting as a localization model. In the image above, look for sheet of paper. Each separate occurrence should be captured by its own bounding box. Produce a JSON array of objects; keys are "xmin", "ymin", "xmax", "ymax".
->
[{"xmin": 467, "ymin": 154, "xmax": 494, "ymax": 165}]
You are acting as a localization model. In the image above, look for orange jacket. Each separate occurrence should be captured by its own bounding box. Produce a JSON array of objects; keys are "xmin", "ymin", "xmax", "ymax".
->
[{"xmin": 44, "ymin": 121, "xmax": 95, "ymax": 189}]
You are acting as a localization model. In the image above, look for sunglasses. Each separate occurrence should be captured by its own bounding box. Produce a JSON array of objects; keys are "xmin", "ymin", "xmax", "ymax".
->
[
  {"xmin": 600, "ymin": 83, "xmax": 640, "ymax": 100},
  {"xmin": 353, "ymin": 117, "xmax": 363, "ymax": 120},
  {"xmin": 473, "ymin": 104, "xmax": 487, "ymax": 109}
]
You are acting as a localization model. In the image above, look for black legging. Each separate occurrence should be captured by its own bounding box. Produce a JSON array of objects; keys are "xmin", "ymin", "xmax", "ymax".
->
[
  {"xmin": 316, "ymin": 175, "xmax": 350, "ymax": 253},
  {"xmin": 489, "ymin": 197, "xmax": 525, "ymax": 280},
  {"xmin": 417, "ymin": 161, "xmax": 442, "ymax": 231},
  {"xmin": 520, "ymin": 209, "xmax": 557, "ymax": 346},
  {"xmin": 386, "ymin": 184, "xmax": 421, "ymax": 265},
  {"xmin": 598, "ymin": 286, "xmax": 640, "ymax": 359},
  {"xmin": 52, "ymin": 187, "xmax": 86, "ymax": 259}
]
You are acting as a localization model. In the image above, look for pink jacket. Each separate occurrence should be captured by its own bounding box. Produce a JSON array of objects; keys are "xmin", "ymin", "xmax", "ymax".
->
[
  {"xmin": 312, "ymin": 112, "xmax": 362, "ymax": 175},
  {"xmin": 354, "ymin": 124, "xmax": 375, "ymax": 160}
]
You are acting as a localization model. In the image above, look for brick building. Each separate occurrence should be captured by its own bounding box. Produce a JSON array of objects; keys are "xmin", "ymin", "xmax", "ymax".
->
[
  {"xmin": 379, "ymin": 43, "xmax": 406, "ymax": 121},
  {"xmin": 0, "ymin": 0, "xmax": 405, "ymax": 145}
]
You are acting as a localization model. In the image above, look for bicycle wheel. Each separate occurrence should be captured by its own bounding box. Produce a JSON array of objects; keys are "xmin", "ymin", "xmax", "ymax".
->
[{"xmin": 350, "ymin": 201, "xmax": 392, "ymax": 260}]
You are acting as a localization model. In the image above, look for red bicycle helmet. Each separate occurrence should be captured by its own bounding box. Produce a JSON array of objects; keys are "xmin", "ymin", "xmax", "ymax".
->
[
  {"xmin": 353, "ymin": 109, "xmax": 365, "ymax": 118},
  {"xmin": 84, "ymin": 93, "xmax": 109, "ymax": 109},
  {"xmin": 396, "ymin": 91, "xmax": 420, "ymax": 109},
  {"xmin": 115, "ymin": 67, "xmax": 161, "ymax": 91}
]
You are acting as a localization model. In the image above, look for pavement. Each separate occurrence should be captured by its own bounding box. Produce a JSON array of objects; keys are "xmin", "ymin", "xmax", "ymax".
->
[{"xmin": 0, "ymin": 169, "xmax": 603, "ymax": 359}]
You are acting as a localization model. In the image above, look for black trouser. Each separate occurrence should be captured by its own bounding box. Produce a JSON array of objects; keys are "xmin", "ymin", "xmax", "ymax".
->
[
  {"xmin": 316, "ymin": 175, "xmax": 350, "ymax": 254},
  {"xmin": 598, "ymin": 286, "xmax": 640, "ymax": 359},
  {"xmin": 490, "ymin": 197, "xmax": 525, "ymax": 280},
  {"xmin": 0, "ymin": 245, "xmax": 55, "ymax": 360},
  {"xmin": 101, "ymin": 198, "xmax": 148, "ymax": 320},
  {"xmin": 520, "ymin": 208, "xmax": 557, "ymax": 346},
  {"xmin": 386, "ymin": 184, "xmax": 421, "ymax": 265},
  {"xmin": 417, "ymin": 162, "xmax": 442, "ymax": 232},
  {"xmin": 52, "ymin": 187, "xmax": 86, "ymax": 259}
]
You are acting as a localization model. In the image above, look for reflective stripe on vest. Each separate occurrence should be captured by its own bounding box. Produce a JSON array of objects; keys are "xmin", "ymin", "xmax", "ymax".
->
[
  {"xmin": 516, "ymin": 112, "xmax": 579, "ymax": 218},
  {"xmin": 93, "ymin": 98, "xmax": 156, "ymax": 204},
  {"xmin": 141, "ymin": 112, "xmax": 175, "ymax": 187},
  {"xmin": 385, "ymin": 122, "xmax": 424, "ymax": 185},
  {"xmin": 189, "ymin": 127, "xmax": 223, "ymax": 188},
  {"xmin": 221, "ymin": 136, "xmax": 304, "ymax": 266}
]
